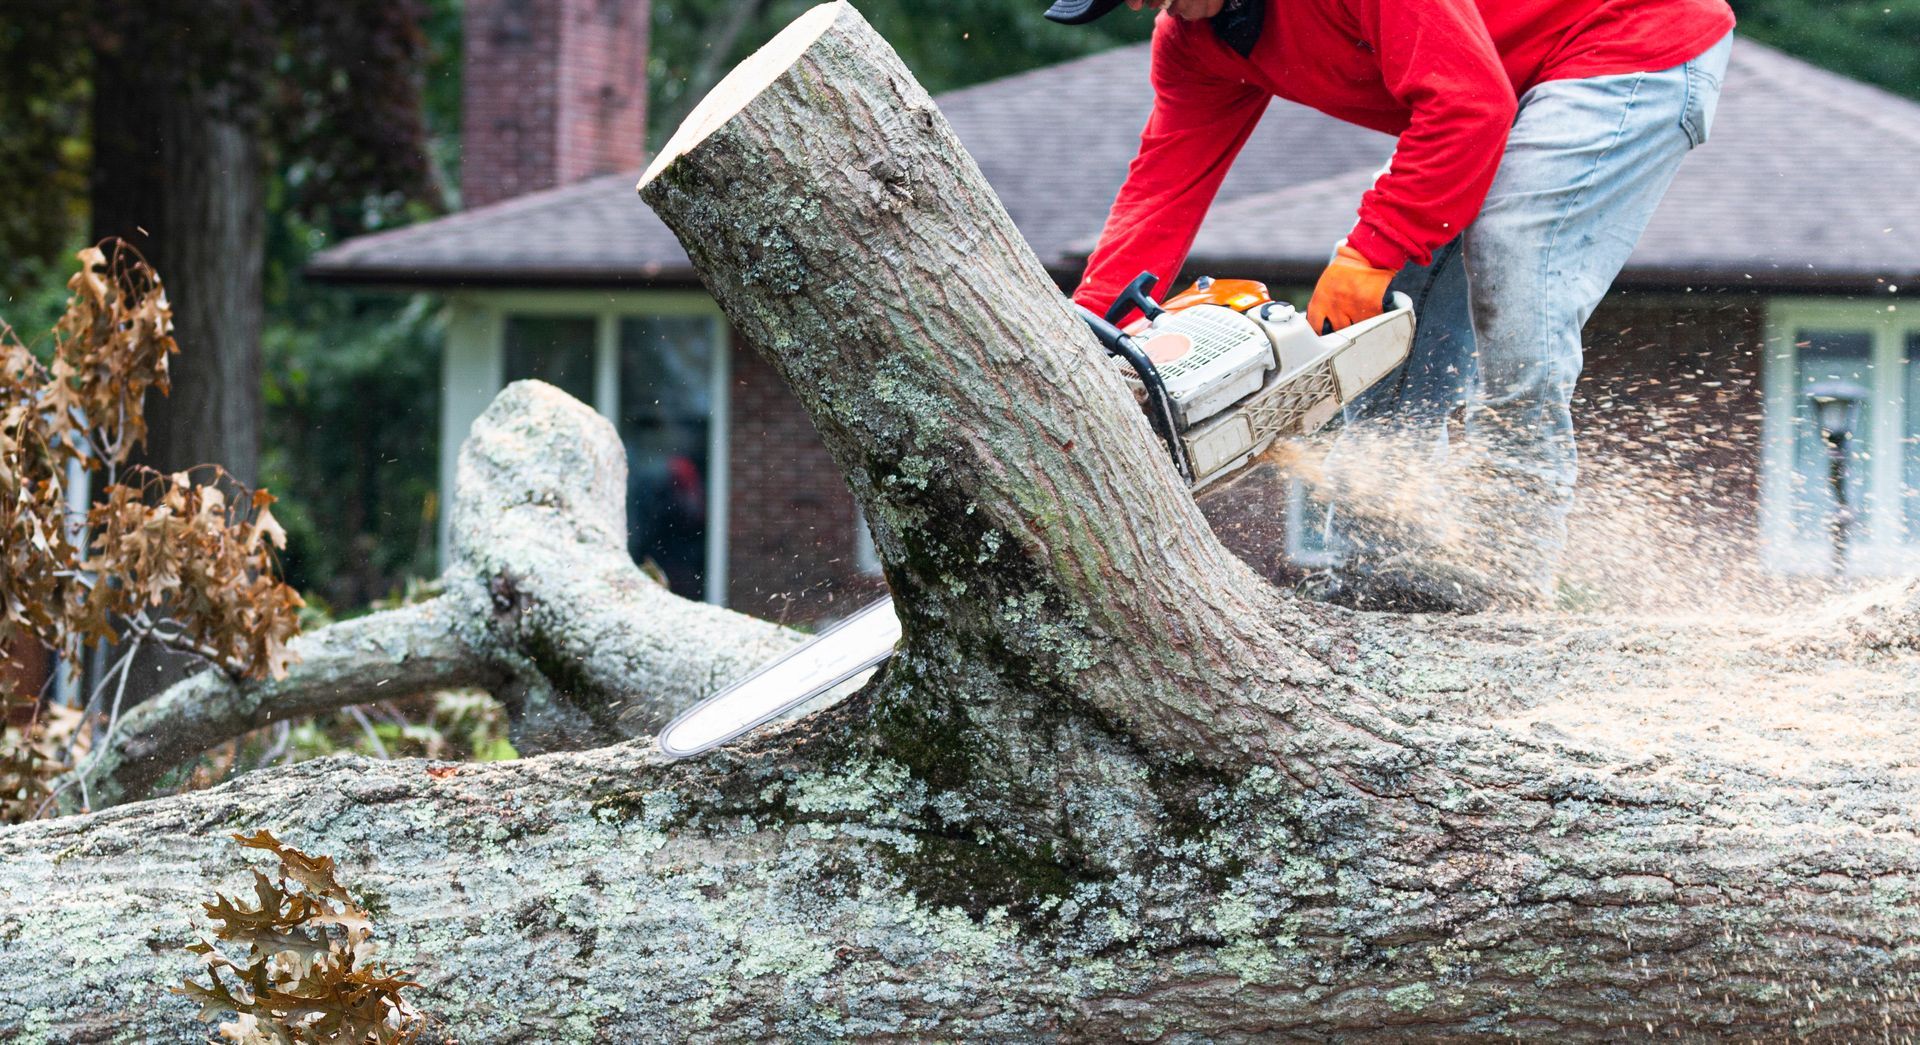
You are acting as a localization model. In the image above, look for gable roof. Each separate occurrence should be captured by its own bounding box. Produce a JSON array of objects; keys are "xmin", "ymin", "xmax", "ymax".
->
[
  {"xmin": 1179, "ymin": 40, "xmax": 1920, "ymax": 289},
  {"xmin": 310, "ymin": 37, "xmax": 1920, "ymax": 293}
]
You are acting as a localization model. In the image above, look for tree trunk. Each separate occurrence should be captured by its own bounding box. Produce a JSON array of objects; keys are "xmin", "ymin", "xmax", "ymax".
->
[
  {"xmin": 90, "ymin": 60, "xmax": 264, "ymax": 488},
  {"xmin": 89, "ymin": 14, "xmax": 268, "ymax": 704},
  {"xmin": 7, "ymin": 4, "xmax": 1920, "ymax": 1039}
]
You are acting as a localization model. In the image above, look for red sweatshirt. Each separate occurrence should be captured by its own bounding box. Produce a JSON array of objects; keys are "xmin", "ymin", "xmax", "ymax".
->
[{"xmin": 1073, "ymin": 0, "xmax": 1735, "ymax": 313}]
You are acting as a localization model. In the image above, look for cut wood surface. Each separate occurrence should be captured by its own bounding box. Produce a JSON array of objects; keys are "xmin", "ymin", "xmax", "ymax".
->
[{"xmin": 4, "ymin": 4, "xmax": 1918, "ymax": 1039}]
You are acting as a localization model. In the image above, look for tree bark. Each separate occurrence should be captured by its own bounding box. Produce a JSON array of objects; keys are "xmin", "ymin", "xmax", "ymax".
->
[
  {"xmin": 89, "ymin": 11, "xmax": 268, "ymax": 704},
  {"xmin": 7, "ymin": 4, "xmax": 1920, "ymax": 1039}
]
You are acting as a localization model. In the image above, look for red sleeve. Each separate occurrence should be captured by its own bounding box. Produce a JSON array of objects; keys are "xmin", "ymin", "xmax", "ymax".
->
[
  {"xmin": 1344, "ymin": 0, "xmax": 1519, "ymax": 270},
  {"xmin": 1072, "ymin": 21, "xmax": 1268, "ymax": 316}
]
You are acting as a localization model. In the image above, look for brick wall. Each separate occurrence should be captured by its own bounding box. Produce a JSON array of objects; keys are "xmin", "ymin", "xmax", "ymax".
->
[
  {"xmin": 1575, "ymin": 293, "xmax": 1768, "ymax": 532},
  {"xmin": 463, "ymin": 0, "xmax": 649, "ymax": 210},
  {"xmin": 1, "ymin": 636, "xmax": 49, "ymax": 697},
  {"xmin": 726, "ymin": 342, "xmax": 888, "ymax": 625}
]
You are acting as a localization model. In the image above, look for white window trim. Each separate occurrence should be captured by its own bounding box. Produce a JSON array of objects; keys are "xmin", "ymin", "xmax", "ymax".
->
[
  {"xmin": 441, "ymin": 290, "xmax": 732, "ymax": 604},
  {"xmin": 1759, "ymin": 296, "xmax": 1919, "ymax": 576}
]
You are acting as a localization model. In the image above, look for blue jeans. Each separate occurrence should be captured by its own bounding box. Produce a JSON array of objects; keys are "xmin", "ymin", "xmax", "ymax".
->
[{"xmin": 1326, "ymin": 32, "xmax": 1734, "ymax": 597}]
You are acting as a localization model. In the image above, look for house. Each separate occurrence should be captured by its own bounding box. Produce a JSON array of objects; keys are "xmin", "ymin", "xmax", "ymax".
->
[{"xmin": 309, "ymin": 1, "xmax": 1920, "ymax": 619}]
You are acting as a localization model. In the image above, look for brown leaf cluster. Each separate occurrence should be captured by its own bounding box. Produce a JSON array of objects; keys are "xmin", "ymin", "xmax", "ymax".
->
[
  {"xmin": 48, "ymin": 238, "xmax": 176, "ymax": 468},
  {"xmin": 0, "ymin": 241, "xmax": 302, "ymax": 676},
  {"xmin": 1, "ymin": 241, "xmax": 305, "ymax": 823},
  {"xmin": 176, "ymin": 830, "xmax": 427, "ymax": 1044},
  {"xmin": 87, "ymin": 473, "xmax": 303, "ymax": 678}
]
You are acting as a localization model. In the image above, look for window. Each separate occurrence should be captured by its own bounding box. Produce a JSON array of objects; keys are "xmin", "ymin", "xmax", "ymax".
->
[
  {"xmin": 619, "ymin": 316, "xmax": 714, "ymax": 600},
  {"xmin": 1760, "ymin": 300, "xmax": 1919, "ymax": 575},
  {"xmin": 486, "ymin": 301, "xmax": 729, "ymax": 602},
  {"xmin": 1783, "ymin": 329, "xmax": 1873, "ymax": 547},
  {"xmin": 503, "ymin": 316, "xmax": 597, "ymax": 404},
  {"xmin": 1908, "ymin": 332, "xmax": 1920, "ymax": 538}
]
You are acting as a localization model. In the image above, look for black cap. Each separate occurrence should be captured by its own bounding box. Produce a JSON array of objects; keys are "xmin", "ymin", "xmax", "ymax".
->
[{"xmin": 1045, "ymin": 0, "xmax": 1129, "ymax": 25}]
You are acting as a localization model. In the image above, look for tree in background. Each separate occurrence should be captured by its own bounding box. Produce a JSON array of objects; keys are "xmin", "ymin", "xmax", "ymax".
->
[
  {"xmin": 649, "ymin": 0, "xmax": 1154, "ymax": 144},
  {"xmin": 1730, "ymin": 0, "xmax": 1920, "ymax": 96},
  {"xmin": 86, "ymin": 0, "xmax": 438, "ymax": 489},
  {"xmin": 0, "ymin": 0, "xmax": 462, "ymax": 613}
]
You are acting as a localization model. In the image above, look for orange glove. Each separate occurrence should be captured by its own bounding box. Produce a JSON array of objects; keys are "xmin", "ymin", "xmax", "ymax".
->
[{"xmin": 1307, "ymin": 244, "xmax": 1397, "ymax": 334}]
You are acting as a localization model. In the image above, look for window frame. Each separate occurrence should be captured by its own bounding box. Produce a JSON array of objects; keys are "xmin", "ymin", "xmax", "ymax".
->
[
  {"xmin": 1760, "ymin": 296, "xmax": 1919, "ymax": 576},
  {"xmin": 1284, "ymin": 476, "xmax": 1338, "ymax": 570},
  {"xmin": 444, "ymin": 291, "xmax": 733, "ymax": 603}
]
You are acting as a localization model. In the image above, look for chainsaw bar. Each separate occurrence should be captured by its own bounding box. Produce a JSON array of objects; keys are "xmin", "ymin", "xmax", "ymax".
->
[{"xmin": 656, "ymin": 596, "xmax": 901, "ymax": 759}]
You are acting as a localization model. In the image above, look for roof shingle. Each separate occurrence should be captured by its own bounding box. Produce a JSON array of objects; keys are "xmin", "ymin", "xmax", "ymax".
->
[{"xmin": 309, "ymin": 37, "xmax": 1920, "ymax": 292}]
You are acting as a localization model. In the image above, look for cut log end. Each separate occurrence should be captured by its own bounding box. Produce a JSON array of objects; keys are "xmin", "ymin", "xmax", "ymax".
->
[{"xmin": 637, "ymin": 1, "xmax": 848, "ymax": 191}]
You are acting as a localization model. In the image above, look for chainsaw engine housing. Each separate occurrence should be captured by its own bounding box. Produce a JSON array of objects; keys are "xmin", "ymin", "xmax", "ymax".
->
[
  {"xmin": 1119, "ymin": 305, "xmax": 1274, "ymax": 429},
  {"xmin": 1106, "ymin": 275, "xmax": 1416, "ymax": 488}
]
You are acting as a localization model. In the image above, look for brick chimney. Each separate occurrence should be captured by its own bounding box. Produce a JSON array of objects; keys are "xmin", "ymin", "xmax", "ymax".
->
[{"xmin": 462, "ymin": 0, "xmax": 650, "ymax": 209}]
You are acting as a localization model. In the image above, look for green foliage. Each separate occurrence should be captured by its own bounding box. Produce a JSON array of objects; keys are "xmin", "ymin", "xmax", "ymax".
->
[
  {"xmin": 0, "ymin": 1, "xmax": 442, "ymax": 303},
  {"xmin": 1731, "ymin": 0, "xmax": 1920, "ymax": 101},
  {"xmin": 648, "ymin": 0, "xmax": 1155, "ymax": 144},
  {"xmin": 253, "ymin": 0, "xmax": 461, "ymax": 607},
  {"xmin": 284, "ymin": 690, "xmax": 520, "ymax": 766},
  {"xmin": 0, "ymin": 2, "xmax": 90, "ymax": 308},
  {"xmin": 259, "ymin": 293, "xmax": 442, "ymax": 608},
  {"xmin": 176, "ymin": 830, "xmax": 427, "ymax": 1043}
]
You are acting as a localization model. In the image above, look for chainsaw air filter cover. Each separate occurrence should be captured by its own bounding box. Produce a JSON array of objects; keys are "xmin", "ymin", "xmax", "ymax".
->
[{"xmin": 1114, "ymin": 305, "xmax": 1275, "ymax": 429}]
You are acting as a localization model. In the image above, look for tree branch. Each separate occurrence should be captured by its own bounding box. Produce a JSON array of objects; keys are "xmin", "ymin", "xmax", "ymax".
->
[
  {"xmin": 62, "ymin": 598, "xmax": 487, "ymax": 810},
  {"xmin": 65, "ymin": 381, "xmax": 804, "ymax": 812},
  {"xmin": 447, "ymin": 381, "xmax": 803, "ymax": 738}
]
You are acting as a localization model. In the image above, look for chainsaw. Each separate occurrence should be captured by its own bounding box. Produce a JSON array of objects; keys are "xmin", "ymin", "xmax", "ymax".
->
[
  {"xmin": 1082, "ymin": 271, "xmax": 1415, "ymax": 489},
  {"xmin": 657, "ymin": 273, "xmax": 1416, "ymax": 759}
]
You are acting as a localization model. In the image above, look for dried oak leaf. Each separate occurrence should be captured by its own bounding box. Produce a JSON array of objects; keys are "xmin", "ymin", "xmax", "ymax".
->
[{"xmin": 176, "ymin": 831, "xmax": 426, "ymax": 1044}]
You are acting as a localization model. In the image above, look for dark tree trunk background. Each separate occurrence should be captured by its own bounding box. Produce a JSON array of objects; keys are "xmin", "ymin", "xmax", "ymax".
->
[
  {"xmin": 90, "ymin": 66, "xmax": 265, "ymax": 488},
  {"xmin": 87, "ymin": 4, "xmax": 268, "ymax": 702}
]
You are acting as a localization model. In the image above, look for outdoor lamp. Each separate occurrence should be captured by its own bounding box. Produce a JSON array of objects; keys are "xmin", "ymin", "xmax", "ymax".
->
[
  {"xmin": 1805, "ymin": 379, "xmax": 1868, "ymax": 574},
  {"xmin": 1807, "ymin": 380, "xmax": 1866, "ymax": 447}
]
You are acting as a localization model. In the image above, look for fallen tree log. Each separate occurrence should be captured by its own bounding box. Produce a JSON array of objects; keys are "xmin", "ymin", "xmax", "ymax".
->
[{"xmin": 5, "ymin": 3, "xmax": 1919, "ymax": 1039}]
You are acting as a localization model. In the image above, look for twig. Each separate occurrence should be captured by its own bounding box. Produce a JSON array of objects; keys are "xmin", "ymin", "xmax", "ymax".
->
[
  {"xmin": 345, "ymin": 706, "xmax": 389, "ymax": 760},
  {"xmin": 76, "ymin": 641, "xmax": 142, "ymax": 733},
  {"xmin": 256, "ymin": 720, "xmax": 292, "ymax": 768},
  {"xmin": 35, "ymin": 635, "xmax": 141, "ymax": 819}
]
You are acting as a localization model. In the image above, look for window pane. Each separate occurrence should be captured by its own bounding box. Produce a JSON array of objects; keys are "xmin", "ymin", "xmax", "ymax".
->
[
  {"xmin": 619, "ymin": 316, "xmax": 714, "ymax": 599},
  {"xmin": 1789, "ymin": 329, "xmax": 1874, "ymax": 545},
  {"xmin": 503, "ymin": 316, "xmax": 597, "ymax": 405}
]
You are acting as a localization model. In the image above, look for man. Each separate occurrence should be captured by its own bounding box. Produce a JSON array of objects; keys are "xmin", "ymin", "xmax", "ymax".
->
[{"xmin": 1048, "ymin": 0, "xmax": 1734, "ymax": 610}]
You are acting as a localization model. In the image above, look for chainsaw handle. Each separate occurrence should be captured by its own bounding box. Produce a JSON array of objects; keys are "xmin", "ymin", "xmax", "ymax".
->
[
  {"xmin": 1320, "ymin": 291, "xmax": 1414, "ymax": 337},
  {"xmin": 1104, "ymin": 271, "xmax": 1167, "ymax": 326},
  {"xmin": 1075, "ymin": 306, "xmax": 1131, "ymax": 356},
  {"xmin": 1073, "ymin": 305, "xmax": 1195, "ymax": 486}
]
